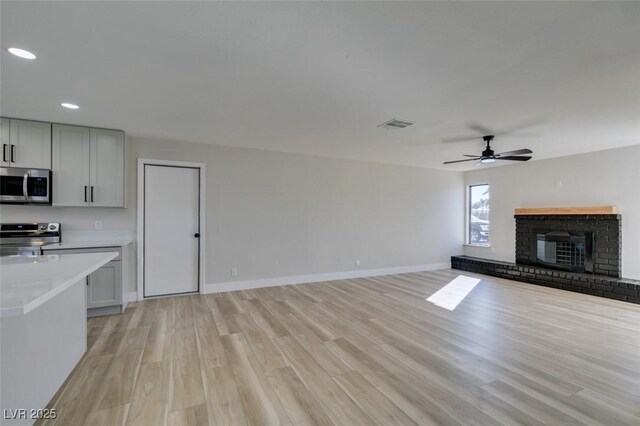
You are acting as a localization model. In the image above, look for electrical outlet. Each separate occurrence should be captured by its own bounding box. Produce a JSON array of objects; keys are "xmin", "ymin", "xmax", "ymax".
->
[
  {"xmin": 94, "ymin": 220, "xmax": 102, "ymax": 230},
  {"xmin": 231, "ymin": 268, "xmax": 238, "ymax": 277},
  {"xmin": 355, "ymin": 259, "xmax": 361, "ymax": 268}
]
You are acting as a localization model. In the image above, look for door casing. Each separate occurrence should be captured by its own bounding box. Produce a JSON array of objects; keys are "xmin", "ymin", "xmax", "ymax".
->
[{"xmin": 136, "ymin": 158, "xmax": 206, "ymax": 301}]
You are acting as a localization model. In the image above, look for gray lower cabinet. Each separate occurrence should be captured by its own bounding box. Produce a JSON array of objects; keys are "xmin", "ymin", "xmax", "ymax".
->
[
  {"xmin": 87, "ymin": 260, "xmax": 122, "ymax": 309},
  {"xmin": 42, "ymin": 246, "xmax": 124, "ymax": 317}
]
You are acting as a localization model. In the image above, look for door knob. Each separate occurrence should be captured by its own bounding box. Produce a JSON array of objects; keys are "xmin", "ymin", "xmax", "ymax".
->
[{"xmin": 194, "ymin": 233, "xmax": 200, "ymax": 238}]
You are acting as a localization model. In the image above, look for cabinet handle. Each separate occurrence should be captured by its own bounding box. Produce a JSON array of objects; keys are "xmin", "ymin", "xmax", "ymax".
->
[
  {"xmin": 2, "ymin": 144, "xmax": 6, "ymax": 162},
  {"xmin": 86, "ymin": 275, "xmax": 90, "ymax": 286},
  {"xmin": 10, "ymin": 144, "xmax": 15, "ymax": 162},
  {"xmin": 91, "ymin": 186, "xmax": 94, "ymax": 203},
  {"xmin": 84, "ymin": 186, "xmax": 88, "ymax": 203}
]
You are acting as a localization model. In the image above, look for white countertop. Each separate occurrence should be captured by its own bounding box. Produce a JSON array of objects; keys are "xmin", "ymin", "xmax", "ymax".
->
[
  {"xmin": 44, "ymin": 238, "xmax": 132, "ymax": 250},
  {"xmin": 42, "ymin": 229, "xmax": 133, "ymax": 251},
  {"xmin": 0, "ymin": 252, "xmax": 118, "ymax": 317}
]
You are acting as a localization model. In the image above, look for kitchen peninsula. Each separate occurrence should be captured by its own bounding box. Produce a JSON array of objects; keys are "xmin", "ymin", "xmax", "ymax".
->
[{"xmin": 1, "ymin": 252, "xmax": 117, "ymax": 425}]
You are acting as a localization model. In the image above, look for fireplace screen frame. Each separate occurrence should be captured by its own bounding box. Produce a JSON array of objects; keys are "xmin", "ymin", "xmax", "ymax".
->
[{"xmin": 531, "ymin": 230, "xmax": 594, "ymax": 274}]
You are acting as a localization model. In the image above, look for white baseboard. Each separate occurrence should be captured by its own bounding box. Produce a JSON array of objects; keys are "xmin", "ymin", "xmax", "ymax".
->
[{"xmin": 203, "ymin": 262, "xmax": 451, "ymax": 294}]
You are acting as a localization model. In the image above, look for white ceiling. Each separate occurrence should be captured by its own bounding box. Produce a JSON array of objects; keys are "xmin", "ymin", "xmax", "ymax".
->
[{"xmin": 1, "ymin": 1, "xmax": 639, "ymax": 170}]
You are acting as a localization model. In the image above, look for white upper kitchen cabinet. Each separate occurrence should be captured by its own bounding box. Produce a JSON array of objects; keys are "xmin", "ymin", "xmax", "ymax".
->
[
  {"xmin": 52, "ymin": 124, "xmax": 91, "ymax": 206},
  {"xmin": 8, "ymin": 118, "xmax": 52, "ymax": 169},
  {"xmin": 52, "ymin": 124, "xmax": 125, "ymax": 207},
  {"xmin": 0, "ymin": 118, "xmax": 9, "ymax": 166},
  {"xmin": 89, "ymin": 128, "xmax": 125, "ymax": 207}
]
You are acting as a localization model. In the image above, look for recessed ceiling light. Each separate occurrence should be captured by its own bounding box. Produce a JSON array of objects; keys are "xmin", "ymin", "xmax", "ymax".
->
[
  {"xmin": 7, "ymin": 47, "xmax": 37, "ymax": 60},
  {"xmin": 61, "ymin": 103, "xmax": 79, "ymax": 110}
]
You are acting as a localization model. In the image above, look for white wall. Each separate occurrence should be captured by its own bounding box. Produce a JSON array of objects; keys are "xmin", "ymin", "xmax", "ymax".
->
[
  {"xmin": 131, "ymin": 137, "xmax": 464, "ymax": 289},
  {"xmin": 1, "ymin": 137, "xmax": 464, "ymax": 291},
  {"xmin": 464, "ymin": 144, "xmax": 640, "ymax": 279}
]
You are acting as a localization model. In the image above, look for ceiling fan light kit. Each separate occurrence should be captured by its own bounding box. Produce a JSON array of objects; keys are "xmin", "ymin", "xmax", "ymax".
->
[{"xmin": 443, "ymin": 134, "xmax": 533, "ymax": 165}]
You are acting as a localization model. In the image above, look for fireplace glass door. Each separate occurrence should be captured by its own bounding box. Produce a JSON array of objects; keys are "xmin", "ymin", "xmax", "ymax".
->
[{"xmin": 535, "ymin": 231, "xmax": 593, "ymax": 273}]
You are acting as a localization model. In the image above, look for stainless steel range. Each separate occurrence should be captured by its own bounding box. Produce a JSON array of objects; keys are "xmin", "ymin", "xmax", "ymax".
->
[{"xmin": 0, "ymin": 222, "xmax": 60, "ymax": 256}]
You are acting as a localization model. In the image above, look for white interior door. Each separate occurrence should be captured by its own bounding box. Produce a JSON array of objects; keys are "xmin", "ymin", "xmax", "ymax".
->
[{"xmin": 144, "ymin": 165, "xmax": 200, "ymax": 297}]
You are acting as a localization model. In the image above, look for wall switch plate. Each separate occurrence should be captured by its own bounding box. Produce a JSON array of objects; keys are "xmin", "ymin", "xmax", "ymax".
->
[
  {"xmin": 231, "ymin": 268, "xmax": 238, "ymax": 277},
  {"xmin": 94, "ymin": 220, "xmax": 102, "ymax": 230},
  {"xmin": 355, "ymin": 259, "xmax": 361, "ymax": 268}
]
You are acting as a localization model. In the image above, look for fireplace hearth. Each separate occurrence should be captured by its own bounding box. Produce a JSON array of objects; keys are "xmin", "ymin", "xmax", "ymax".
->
[{"xmin": 450, "ymin": 255, "xmax": 639, "ymax": 304}]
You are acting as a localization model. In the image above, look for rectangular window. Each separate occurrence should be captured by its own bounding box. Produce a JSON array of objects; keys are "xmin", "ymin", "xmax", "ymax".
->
[{"xmin": 468, "ymin": 184, "xmax": 490, "ymax": 245}]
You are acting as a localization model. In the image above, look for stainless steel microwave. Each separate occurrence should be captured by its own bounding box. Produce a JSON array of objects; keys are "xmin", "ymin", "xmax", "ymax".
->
[{"xmin": 0, "ymin": 168, "xmax": 52, "ymax": 204}]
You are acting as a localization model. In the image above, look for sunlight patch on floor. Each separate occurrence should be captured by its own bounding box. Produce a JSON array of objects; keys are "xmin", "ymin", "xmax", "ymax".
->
[{"xmin": 426, "ymin": 275, "xmax": 481, "ymax": 311}]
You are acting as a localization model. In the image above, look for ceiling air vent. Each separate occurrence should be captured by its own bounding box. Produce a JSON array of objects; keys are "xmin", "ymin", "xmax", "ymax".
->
[{"xmin": 378, "ymin": 119, "xmax": 414, "ymax": 129}]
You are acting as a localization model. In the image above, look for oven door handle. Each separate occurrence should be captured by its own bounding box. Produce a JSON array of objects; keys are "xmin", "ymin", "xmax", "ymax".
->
[{"xmin": 23, "ymin": 171, "xmax": 29, "ymax": 201}]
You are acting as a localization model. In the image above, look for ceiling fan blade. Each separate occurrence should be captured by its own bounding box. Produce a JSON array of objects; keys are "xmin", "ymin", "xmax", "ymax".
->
[
  {"xmin": 497, "ymin": 148, "xmax": 533, "ymax": 157},
  {"xmin": 495, "ymin": 155, "xmax": 532, "ymax": 161},
  {"xmin": 443, "ymin": 158, "xmax": 482, "ymax": 164},
  {"xmin": 445, "ymin": 119, "xmax": 545, "ymax": 144},
  {"xmin": 495, "ymin": 119, "xmax": 545, "ymax": 136},
  {"xmin": 494, "ymin": 133, "xmax": 540, "ymax": 139},
  {"xmin": 442, "ymin": 135, "xmax": 482, "ymax": 143},
  {"xmin": 468, "ymin": 123, "xmax": 494, "ymax": 135},
  {"xmin": 463, "ymin": 154, "xmax": 481, "ymax": 157}
]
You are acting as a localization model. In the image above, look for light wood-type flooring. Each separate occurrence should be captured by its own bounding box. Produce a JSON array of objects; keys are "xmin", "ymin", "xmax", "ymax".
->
[{"xmin": 39, "ymin": 269, "xmax": 640, "ymax": 425}]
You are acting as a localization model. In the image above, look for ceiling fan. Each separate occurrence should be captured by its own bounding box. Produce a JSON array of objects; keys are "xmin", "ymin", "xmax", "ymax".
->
[{"xmin": 443, "ymin": 135, "xmax": 532, "ymax": 165}]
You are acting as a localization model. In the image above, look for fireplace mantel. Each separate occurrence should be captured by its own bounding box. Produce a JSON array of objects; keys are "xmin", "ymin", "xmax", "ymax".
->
[{"xmin": 514, "ymin": 206, "xmax": 618, "ymax": 215}]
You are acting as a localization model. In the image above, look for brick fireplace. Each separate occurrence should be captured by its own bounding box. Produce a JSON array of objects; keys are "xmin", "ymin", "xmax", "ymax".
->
[
  {"xmin": 452, "ymin": 206, "xmax": 639, "ymax": 304},
  {"xmin": 515, "ymin": 214, "xmax": 620, "ymax": 277}
]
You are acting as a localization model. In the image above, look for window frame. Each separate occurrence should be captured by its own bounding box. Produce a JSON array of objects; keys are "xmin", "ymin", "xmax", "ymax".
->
[{"xmin": 467, "ymin": 183, "xmax": 490, "ymax": 246}]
